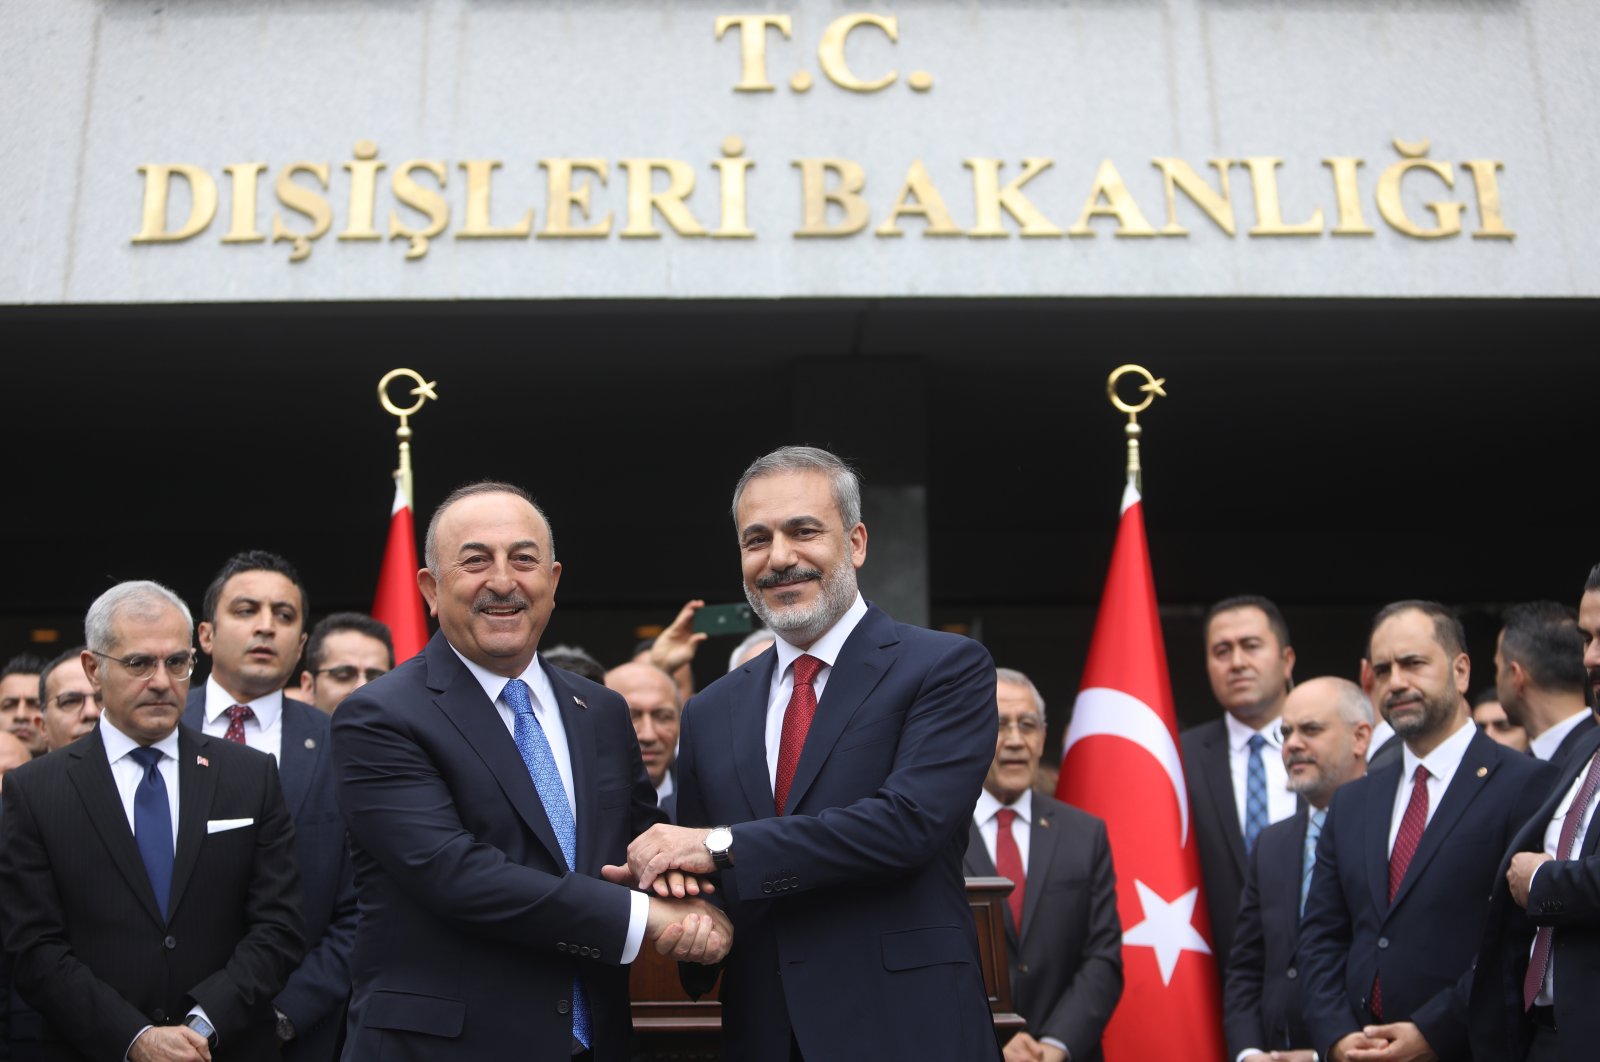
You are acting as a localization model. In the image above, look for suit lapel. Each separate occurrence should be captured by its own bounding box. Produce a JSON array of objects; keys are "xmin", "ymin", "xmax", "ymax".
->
[
  {"xmin": 1277, "ymin": 809, "xmax": 1309, "ymax": 947},
  {"xmin": 730, "ymin": 654, "xmax": 779, "ymax": 818},
  {"xmin": 1364, "ymin": 760, "xmax": 1400, "ymax": 915},
  {"xmin": 277, "ymin": 699, "xmax": 313, "ymax": 820},
  {"xmin": 545, "ymin": 662, "xmax": 596, "ymax": 873},
  {"xmin": 784, "ymin": 609, "xmax": 896, "ymax": 815},
  {"xmin": 66, "ymin": 729, "xmax": 166, "ymax": 926},
  {"xmin": 1200, "ymin": 723, "xmax": 1248, "ymax": 876},
  {"xmin": 168, "ymin": 727, "xmax": 218, "ymax": 921},
  {"xmin": 1020, "ymin": 803, "xmax": 1060, "ymax": 941},
  {"xmin": 1390, "ymin": 731, "xmax": 1497, "ymax": 911},
  {"xmin": 426, "ymin": 638, "xmax": 566, "ymax": 869}
]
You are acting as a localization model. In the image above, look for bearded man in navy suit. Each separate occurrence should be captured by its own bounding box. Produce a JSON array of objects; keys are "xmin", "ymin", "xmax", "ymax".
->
[{"xmin": 619, "ymin": 446, "xmax": 1001, "ymax": 1062}]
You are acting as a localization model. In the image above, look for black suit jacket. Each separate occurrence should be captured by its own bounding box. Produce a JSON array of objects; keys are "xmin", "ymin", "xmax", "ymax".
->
[
  {"xmin": 1299, "ymin": 729, "xmax": 1554, "ymax": 1061},
  {"xmin": 1470, "ymin": 722, "xmax": 1600, "ymax": 1060},
  {"xmin": 184, "ymin": 691, "xmax": 358, "ymax": 1061},
  {"xmin": 962, "ymin": 796, "xmax": 1122, "ymax": 1062},
  {"xmin": 675, "ymin": 604, "xmax": 1000, "ymax": 1062},
  {"xmin": 1224, "ymin": 807, "xmax": 1313, "ymax": 1057},
  {"xmin": 1544, "ymin": 713, "xmax": 1596, "ymax": 773},
  {"xmin": 0, "ymin": 725, "xmax": 304, "ymax": 1062},
  {"xmin": 1183, "ymin": 717, "xmax": 1258, "ymax": 975},
  {"xmin": 330, "ymin": 634, "xmax": 664, "ymax": 1062}
]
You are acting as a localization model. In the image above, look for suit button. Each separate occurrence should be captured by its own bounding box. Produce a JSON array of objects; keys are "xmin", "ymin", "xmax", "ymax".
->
[
  {"xmin": 557, "ymin": 1000, "xmax": 570, "ymax": 1015},
  {"xmin": 152, "ymin": 1009, "xmax": 166, "ymax": 1023},
  {"xmin": 1286, "ymin": 967, "xmax": 1298, "ymax": 979},
  {"xmin": 1377, "ymin": 937, "xmax": 1389, "ymax": 950},
  {"xmin": 557, "ymin": 942, "xmax": 568, "ymax": 952},
  {"xmin": 1018, "ymin": 963, "xmax": 1030, "ymax": 974},
  {"xmin": 584, "ymin": 947, "xmax": 596, "ymax": 958},
  {"xmin": 763, "ymin": 883, "xmax": 773, "ymax": 894},
  {"xmin": 163, "ymin": 935, "xmax": 177, "ymax": 950}
]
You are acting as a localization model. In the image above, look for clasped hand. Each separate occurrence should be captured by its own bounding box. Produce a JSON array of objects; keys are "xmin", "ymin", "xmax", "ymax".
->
[{"xmin": 602, "ymin": 825, "xmax": 730, "ymax": 964}]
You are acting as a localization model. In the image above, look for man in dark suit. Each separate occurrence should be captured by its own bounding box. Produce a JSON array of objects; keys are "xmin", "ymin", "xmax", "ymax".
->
[
  {"xmin": 963, "ymin": 668, "xmax": 1121, "ymax": 1062},
  {"xmin": 1182, "ymin": 595, "xmax": 1300, "ymax": 975},
  {"xmin": 1495, "ymin": 601, "xmax": 1594, "ymax": 771},
  {"xmin": 331, "ymin": 482, "xmax": 728, "ymax": 1062},
  {"xmin": 621, "ymin": 446, "xmax": 1001, "ymax": 1061},
  {"xmin": 184, "ymin": 550, "xmax": 358, "ymax": 1060},
  {"xmin": 1470, "ymin": 564, "xmax": 1600, "ymax": 1061},
  {"xmin": 0, "ymin": 580, "xmax": 303, "ymax": 1062},
  {"xmin": 604, "ymin": 661, "xmax": 683, "ymax": 822},
  {"xmin": 1225, "ymin": 677, "xmax": 1372, "ymax": 1062},
  {"xmin": 1299, "ymin": 601, "xmax": 1555, "ymax": 1062}
]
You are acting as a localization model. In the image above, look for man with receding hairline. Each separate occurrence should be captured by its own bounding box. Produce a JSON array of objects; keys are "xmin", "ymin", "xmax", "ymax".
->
[
  {"xmin": 605, "ymin": 661, "xmax": 682, "ymax": 821},
  {"xmin": 1299, "ymin": 601, "xmax": 1553, "ymax": 1062}
]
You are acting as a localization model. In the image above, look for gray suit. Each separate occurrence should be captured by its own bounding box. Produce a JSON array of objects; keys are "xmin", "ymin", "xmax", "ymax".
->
[{"xmin": 963, "ymin": 795, "xmax": 1123, "ymax": 1062}]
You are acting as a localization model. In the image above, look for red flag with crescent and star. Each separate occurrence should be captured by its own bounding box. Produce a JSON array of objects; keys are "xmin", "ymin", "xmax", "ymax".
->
[
  {"xmin": 1056, "ymin": 481, "xmax": 1224, "ymax": 1059},
  {"xmin": 372, "ymin": 481, "xmax": 429, "ymax": 664}
]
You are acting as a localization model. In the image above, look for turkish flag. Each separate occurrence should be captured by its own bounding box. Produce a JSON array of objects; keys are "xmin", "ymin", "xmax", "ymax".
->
[
  {"xmin": 1057, "ymin": 482, "xmax": 1224, "ymax": 1059},
  {"xmin": 372, "ymin": 481, "xmax": 429, "ymax": 664}
]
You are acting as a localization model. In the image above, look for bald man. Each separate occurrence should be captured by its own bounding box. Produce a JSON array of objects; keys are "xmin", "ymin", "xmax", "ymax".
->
[
  {"xmin": 1226, "ymin": 677, "xmax": 1373, "ymax": 1062},
  {"xmin": 605, "ymin": 662, "xmax": 683, "ymax": 821}
]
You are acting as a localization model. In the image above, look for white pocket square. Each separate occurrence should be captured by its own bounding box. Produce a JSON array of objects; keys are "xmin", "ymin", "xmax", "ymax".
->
[{"xmin": 206, "ymin": 818, "xmax": 253, "ymax": 834}]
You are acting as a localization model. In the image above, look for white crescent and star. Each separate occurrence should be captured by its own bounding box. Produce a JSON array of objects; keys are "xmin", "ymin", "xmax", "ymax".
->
[
  {"xmin": 1062, "ymin": 686, "xmax": 1190, "ymax": 846},
  {"xmin": 1121, "ymin": 881, "xmax": 1212, "ymax": 985}
]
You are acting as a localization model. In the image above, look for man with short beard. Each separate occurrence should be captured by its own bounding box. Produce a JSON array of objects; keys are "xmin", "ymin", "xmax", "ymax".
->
[
  {"xmin": 1495, "ymin": 601, "xmax": 1594, "ymax": 770},
  {"xmin": 1225, "ymin": 677, "xmax": 1372, "ymax": 1062},
  {"xmin": 1299, "ymin": 601, "xmax": 1554, "ymax": 1062},
  {"xmin": 618, "ymin": 445, "xmax": 1002, "ymax": 1062}
]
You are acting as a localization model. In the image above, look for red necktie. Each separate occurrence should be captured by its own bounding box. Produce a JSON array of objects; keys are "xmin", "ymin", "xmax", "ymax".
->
[
  {"xmin": 223, "ymin": 704, "xmax": 254, "ymax": 745},
  {"xmin": 1373, "ymin": 764, "xmax": 1430, "ymax": 1019},
  {"xmin": 1523, "ymin": 750, "xmax": 1600, "ymax": 1010},
  {"xmin": 994, "ymin": 807, "xmax": 1026, "ymax": 932},
  {"xmin": 773, "ymin": 655, "xmax": 823, "ymax": 815}
]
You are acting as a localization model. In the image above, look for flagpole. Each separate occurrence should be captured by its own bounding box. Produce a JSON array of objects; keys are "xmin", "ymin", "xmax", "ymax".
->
[
  {"xmin": 377, "ymin": 368, "xmax": 440, "ymax": 506},
  {"xmin": 1105, "ymin": 364, "xmax": 1167, "ymax": 493}
]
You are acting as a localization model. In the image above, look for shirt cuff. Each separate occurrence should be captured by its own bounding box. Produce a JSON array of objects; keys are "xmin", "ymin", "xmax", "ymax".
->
[
  {"xmin": 1237, "ymin": 1051, "xmax": 1264, "ymax": 1062},
  {"xmin": 1040, "ymin": 1036, "xmax": 1070, "ymax": 1059},
  {"xmin": 621, "ymin": 889, "xmax": 650, "ymax": 963},
  {"xmin": 126, "ymin": 1025, "xmax": 155, "ymax": 1060}
]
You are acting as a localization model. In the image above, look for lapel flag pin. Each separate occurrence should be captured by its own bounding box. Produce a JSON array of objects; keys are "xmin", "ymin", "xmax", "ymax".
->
[
  {"xmin": 574, "ymin": 697, "xmax": 589, "ymax": 710},
  {"xmin": 1040, "ymin": 818, "xmax": 1050, "ymax": 829},
  {"xmin": 196, "ymin": 755, "xmax": 210, "ymax": 767}
]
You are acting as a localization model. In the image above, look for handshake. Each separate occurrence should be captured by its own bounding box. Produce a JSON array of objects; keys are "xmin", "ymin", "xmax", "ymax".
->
[{"xmin": 604, "ymin": 823, "xmax": 734, "ymax": 965}]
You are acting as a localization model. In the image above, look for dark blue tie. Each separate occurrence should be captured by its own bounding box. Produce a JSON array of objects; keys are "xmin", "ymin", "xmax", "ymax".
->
[
  {"xmin": 1244, "ymin": 733, "xmax": 1269, "ymax": 854},
  {"xmin": 503, "ymin": 678, "xmax": 591, "ymax": 1049},
  {"xmin": 129, "ymin": 745, "xmax": 173, "ymax": 921}
]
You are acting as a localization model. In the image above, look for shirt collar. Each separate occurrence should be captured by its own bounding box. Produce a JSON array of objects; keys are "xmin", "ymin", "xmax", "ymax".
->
[
  {"xmin": 1401, "ymin": 714, "xmax": 1474, "ymax": 784},
  {"xmin": 975, "ymin": 786, "xmax": 1033, "ymax": 827},
  {"xmin": 1530, "ymin": 708, "xmax": 1591, "ymax": 761},
  {"xmin": 204, "ymin": 675, "xmax": 284, "ymax": 730},
  {"xmin": 772, "ymin": 593, "xmax": 869, "ymax": 680},
  {"xmin": 101, "ymin": 714, "xmax": 182, "ymax": 764},
  {"xmin": 655, "ymin": 772, "xmax": 675, "ymax": 800},
  {"xmin": 448, "ymin": 643, "xmax": 559, "ymax": 715},
  {"xmin": 1224, "ymin": 710, "xmax": 1283, "ymax": 752}
]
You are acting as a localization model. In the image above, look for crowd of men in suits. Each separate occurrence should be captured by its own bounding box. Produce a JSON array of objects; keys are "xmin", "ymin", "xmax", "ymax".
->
[{"xmin": 0, "ymin": 445, "xmax": 1592, "ymax": 1062}]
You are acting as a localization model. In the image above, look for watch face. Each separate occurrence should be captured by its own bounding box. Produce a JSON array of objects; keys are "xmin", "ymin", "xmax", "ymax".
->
[{"xmin": 708, "ymin": 828, "xmax": 732, "ymax": 852}]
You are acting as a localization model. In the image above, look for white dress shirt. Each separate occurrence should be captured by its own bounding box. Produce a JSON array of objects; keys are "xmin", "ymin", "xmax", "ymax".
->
[
  {"xmin": 764, "ymin": 593, "xmax": 869, "ymax": 788},
  {"xmin": 655, "ymin": 771, "xmax": 675, "ymax": 803},
  {"xmin": 1529, "ymin": 709, "xmax": 1590, "ymax": 763},
  {"xmin": 101, "ymin": 716, "xmax": 180, "ymax": 849},
  {"xmin": 1388, "ymin": 717, "xmax": 1474, "ymax": 855},
  {"xmin": 974, "ymin": 788, "xmax": 1033, "ymax": 872},
  {"xmin": 1529, "ymin": 746, "xmax": 1600, "ymax": 1005},
  {"xmin": 200, "ymin": 677, "xmax": 284, "ymax": 763},
  {"xmin": 1224, "ymin": 712, "xmax": 1296, "ymax": 835},
  {"xmin": 1367, "ymin": 720, "xmax": 1396, "ymax": 761},
  {"xmin": 449, "ymin": 646, "xmax": 647, "ymax": 963}
]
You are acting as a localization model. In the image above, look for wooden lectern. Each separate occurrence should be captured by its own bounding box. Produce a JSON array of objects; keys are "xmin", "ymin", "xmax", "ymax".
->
[{"xmin": 630, "ymin": 876, "xmax": 1024, "ymax": 1060}]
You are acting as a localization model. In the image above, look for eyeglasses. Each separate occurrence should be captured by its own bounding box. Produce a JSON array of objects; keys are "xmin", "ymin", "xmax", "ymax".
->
[
  {"xmin": 312, "ymin": 665, "xmax": 388, "ymax": 684},
  {"xmin": 999, "ymin": 717, "xmax": 1043, "ymax": 736},
  {"xmin": 52, "ymin": 690, "xmax": 105, "ymax": 712},
  {"xmin": 91, "ymin": 649, "xmax": 196, "ymax": 681}
]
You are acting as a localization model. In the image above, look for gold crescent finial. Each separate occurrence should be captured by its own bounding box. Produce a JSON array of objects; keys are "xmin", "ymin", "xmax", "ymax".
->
[
  {"xmin": 378, "ymin": 368, "xmax": 438, "ymax": 508},
  {"xmin": 1105, "ymin": 364, "xmax": 1166, "ymax": 490}
]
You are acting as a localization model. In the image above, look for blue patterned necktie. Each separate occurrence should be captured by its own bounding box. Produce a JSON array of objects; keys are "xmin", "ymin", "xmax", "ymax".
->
[
  {"xmin": 1300, "ymin": 807, "xmax": 1326, "ymax": 915},
  {"xmin": 129, "ymin": 745, "xmax": 174, "ymax": 921},
  {"xmin": 502, "ymin": 678, "xmax": 591, "ymax": 1050},
  {"xmin": 1244, "ymin": 733, "xmax": 1269, "ymax": 854}
]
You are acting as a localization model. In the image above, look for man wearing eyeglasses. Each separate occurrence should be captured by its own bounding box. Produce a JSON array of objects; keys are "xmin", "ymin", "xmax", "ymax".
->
[
  {"xmin": 964, "ymin": 668, "xmax": 1123, "ymax": 1062},
  {"xmin": 0, "ymin": 579, "xmax": 303, "ymax": 1062},
  {"xmin": 295, "ymin": 613, "xmax": 394, "ymax": 714},
  {"xmin": 38, "ymin": 646, "xmax": 103, "ymax": 752},
  {"xmin": 182, "ymin": 551, "xmax": 357, "ymax": 1062}
]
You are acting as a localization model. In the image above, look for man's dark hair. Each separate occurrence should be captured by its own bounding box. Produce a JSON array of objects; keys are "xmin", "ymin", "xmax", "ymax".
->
[
  {"xmin": 37, "ymin": 646, "xmax": 88, "ymax": 705},
  {"xmin": 543, "ymin": 645, "xmax": 606, "ymax": 685},
  {"xmin": 1500, "ymin": 601, "xmax": 1586, "ymax": 695},
  {"xmin": 201, "ymin": 550, "xmax": 309, "ymax": 625},
  {"xmin": 304, "ymin": 613, "xmax": 395, "ymax": 673},
  {"xmin": 2, "ymin": 652, "xmax": 47, "ymax": 680},
  {"xmin": 1203, "ymin": 594, "xmax": 1292, "ymax": 648},
  {"xmin": 1587, "ymin": 562, "xmax": 1600, "ymax": 593},
  {"xmin": 1472, "ymin": 686, "xmax": 1504, "ymax": 709},
  {"xmin": 1370, "ymin": 600, "xmax": 1467, "ymax": 658}
]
